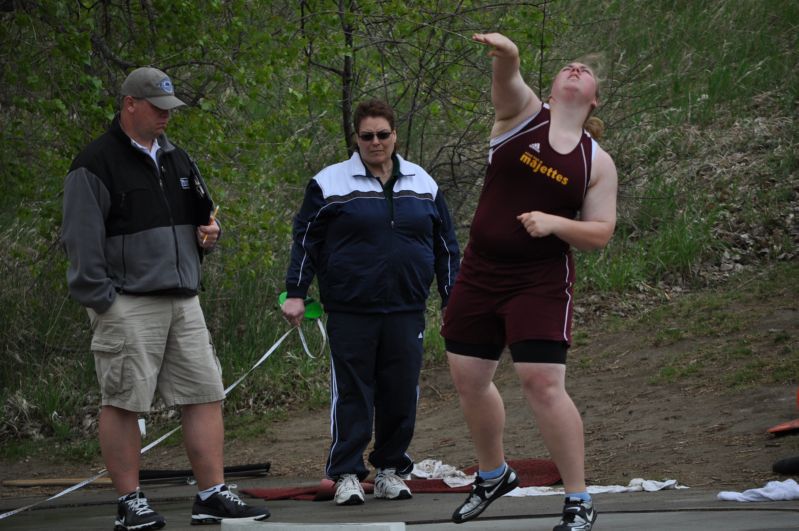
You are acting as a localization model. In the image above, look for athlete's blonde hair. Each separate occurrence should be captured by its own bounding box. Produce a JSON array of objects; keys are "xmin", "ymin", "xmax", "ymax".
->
[
  {"xmin": 584, "ymin": 116, "xmax": 604, "ymax": 140},
  {"xmin": 575, "ymin": 52, "xmax": 606, "ymax": 140}
]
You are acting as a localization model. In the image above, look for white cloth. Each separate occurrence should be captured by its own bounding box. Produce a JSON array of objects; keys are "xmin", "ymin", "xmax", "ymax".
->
[
  {"xmin": 412, "ymin": 459, "xmax": 475, "ymax": 487},
  {"xmin": 508, "ymin": 478, "xmax": 687, "ymax": 497},
  {"xmin": 412, "ymin": 459, "xmax": 688, "ymax": 494},
  {"xmin": 717, "ymin": 479, "xmax": 799, "ymax": 502}
]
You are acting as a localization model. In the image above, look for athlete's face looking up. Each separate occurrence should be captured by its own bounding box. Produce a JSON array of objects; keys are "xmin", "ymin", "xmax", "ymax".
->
[{"xmin": 552, "ymin": 63, "xmax": 598, "ymax": 109}]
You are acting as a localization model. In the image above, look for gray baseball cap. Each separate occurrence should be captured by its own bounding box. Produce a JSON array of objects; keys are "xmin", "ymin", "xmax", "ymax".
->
[{"xmin": 121, "ymin": 67, "xmax": 186, "ymax": 110}]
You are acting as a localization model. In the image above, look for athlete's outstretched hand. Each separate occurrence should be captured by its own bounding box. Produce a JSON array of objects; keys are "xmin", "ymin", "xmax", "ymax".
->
[
  {"xmin": 473, "ymin": 32, "xmax": 539, "ymax": 134},
  {"xmin": 472, "ymin": 33, "xmax": 519, "ymax": 59}
]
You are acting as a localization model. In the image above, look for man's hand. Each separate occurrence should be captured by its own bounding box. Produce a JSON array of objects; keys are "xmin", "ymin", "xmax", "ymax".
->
[
  {"xmin": 197, "ymin": 220, "xmax": 220, "ymax": 249},
  {"xmin": 281, "ymin": 297, "xmax": 306, "ymax": 328}
]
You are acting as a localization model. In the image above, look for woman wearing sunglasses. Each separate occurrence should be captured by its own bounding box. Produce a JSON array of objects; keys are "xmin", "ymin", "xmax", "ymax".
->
[
  {"xmin": 441, "ymin": 33, "xmax": 617, "ymax": 531},
  {"xmin": 282, "ymin": 99, "xmax": 460, "ymax": 507}
]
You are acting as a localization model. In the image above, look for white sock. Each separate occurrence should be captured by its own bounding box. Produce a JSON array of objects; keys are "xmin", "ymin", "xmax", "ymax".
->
[{"xmin": 198, "ymin": 483, "xmax": 225, "ymax": 501}]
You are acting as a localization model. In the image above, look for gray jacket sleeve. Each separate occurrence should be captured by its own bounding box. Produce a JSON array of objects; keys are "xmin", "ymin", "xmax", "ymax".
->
[{"xmin": 61, "ymin": 167, "xmax": 116, "ymax": 313}]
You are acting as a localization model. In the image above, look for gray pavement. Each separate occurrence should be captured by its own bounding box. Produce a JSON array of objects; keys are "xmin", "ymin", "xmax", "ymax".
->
[{"xmin": 1, "ymin": 476, "xmax": 798, "ymax": 530}]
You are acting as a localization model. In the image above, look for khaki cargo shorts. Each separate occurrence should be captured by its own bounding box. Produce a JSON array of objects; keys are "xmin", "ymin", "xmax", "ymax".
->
[{"xmin": 87, "ymin": 294, "xmax": 224, "ymax": 412}]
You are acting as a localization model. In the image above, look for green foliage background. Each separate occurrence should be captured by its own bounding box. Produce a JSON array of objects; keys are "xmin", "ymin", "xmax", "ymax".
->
[{"xmin": 1, "ymin": 0, "xmax": 797, "ymax": 451}]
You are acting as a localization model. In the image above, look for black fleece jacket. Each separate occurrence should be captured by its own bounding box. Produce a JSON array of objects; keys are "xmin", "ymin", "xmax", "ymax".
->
[{"xmin": 62, "ymin": 115, "xmax": 214, "ymax": 313}]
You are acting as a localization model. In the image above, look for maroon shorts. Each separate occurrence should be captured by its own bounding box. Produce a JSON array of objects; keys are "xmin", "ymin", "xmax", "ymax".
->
[{"xmin": 441, "ymin": 246, "xmax": 575, "ymax": 360}]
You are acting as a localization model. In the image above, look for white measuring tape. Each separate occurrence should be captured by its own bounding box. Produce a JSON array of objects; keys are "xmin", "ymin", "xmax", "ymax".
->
[{"xmin": 0, "ymin": 321, "xmax": 326, "ymax": 521}]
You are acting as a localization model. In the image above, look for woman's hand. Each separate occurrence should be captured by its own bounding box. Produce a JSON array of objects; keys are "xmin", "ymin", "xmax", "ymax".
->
[
  {"xmin": 281, "ymin": 297, "xmax": 306, "ymax": 328},
  {"xmin": 472, "ymin": 33, "xmax": 519, "ymax": 59},
  {"xmin": 517, "ymin": 211, "xmax": 559, "ymax": 238}
]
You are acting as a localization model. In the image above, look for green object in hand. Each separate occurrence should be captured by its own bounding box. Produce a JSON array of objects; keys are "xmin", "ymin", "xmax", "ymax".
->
[{"xmin": 278, "ymin": 291, "xmax": 323, "ymax": 320}]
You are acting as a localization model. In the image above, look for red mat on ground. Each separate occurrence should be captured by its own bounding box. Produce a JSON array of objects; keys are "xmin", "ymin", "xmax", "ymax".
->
[
  {"xmin": 241, "ymin": 458, "xmax": 560, "ymax": 501},
  {"xmin": 768, "ymin": 418, "xmax": 799, "ymax": 435}
]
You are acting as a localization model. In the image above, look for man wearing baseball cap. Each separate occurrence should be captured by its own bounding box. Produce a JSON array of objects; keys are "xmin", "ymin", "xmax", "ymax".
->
[
  {"xmin": 61, "ymin": 67, "xmax": 270, "ymax": 529},
  {"xmin": 121, "ymin": 67, "xmax": 187, "ymax": 110}
]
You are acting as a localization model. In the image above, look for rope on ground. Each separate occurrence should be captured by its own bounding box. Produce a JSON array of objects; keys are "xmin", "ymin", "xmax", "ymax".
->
[{"xmin": 0, "ymin": 321, "xmax": 326, "ymax": 521}]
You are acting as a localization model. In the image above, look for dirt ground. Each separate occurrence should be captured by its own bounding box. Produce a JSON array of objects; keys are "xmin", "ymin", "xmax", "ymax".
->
[
  {"xmin": 233, "ymin": 300, "xmax": 799, "ymax": 490},
  {"xmin": 2, "ymin": 278, "xmax": 798, "ymax": 499}
]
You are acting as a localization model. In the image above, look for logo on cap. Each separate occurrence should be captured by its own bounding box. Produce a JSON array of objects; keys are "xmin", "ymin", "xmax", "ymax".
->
[{"xmin": 158, "ymin": 78, "xmax": 174, "ymax": 94}]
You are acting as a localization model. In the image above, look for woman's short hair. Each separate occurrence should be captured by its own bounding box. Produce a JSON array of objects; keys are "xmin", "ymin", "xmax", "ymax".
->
[{"xmin": 353, "ymin": 99, "xmax": 395, "ymax": 132}]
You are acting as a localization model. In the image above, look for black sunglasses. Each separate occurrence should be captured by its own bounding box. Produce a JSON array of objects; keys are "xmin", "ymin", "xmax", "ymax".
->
[{"xmin": 358, "ymin": 130, "xmax": 392, "ymax": 141}]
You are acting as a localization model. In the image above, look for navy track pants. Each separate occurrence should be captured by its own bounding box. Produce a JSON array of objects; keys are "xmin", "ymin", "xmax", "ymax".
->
[{"xmin": 324, "ymin": 311, "xmax": 425, "ymax": 481}]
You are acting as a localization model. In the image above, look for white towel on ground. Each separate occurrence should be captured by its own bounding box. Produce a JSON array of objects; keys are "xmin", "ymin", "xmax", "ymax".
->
[
  {"xmin": 717, "ymin": 479, "xmax": 799, "ymax": 502},
  {"xmin": 507, "ymin": 478, "xmax": 687, "ymax": 497},
  {"xmin": 412, "ymin": 459, "xmax": 688, "ymax": 494},
  {"xmin": 412, "ymin": 459, "xmax": 475, "ymax": 487}
]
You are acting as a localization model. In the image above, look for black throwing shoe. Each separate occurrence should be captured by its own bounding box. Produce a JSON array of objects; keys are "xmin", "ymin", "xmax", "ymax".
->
[
  {"xmin": 114, "ymin": 489, "xmax": 165, "ymax": 531},
  {"xmin": 451, "ymin": 465, "xmax": 519, "ymax": 523},
  {"xmin": 553, "ymin": 497, "xmax": 597, "ymax": 530},
  {"xmin": 190, "ymin": 485, "xmax": 270, "ymax": 525}
]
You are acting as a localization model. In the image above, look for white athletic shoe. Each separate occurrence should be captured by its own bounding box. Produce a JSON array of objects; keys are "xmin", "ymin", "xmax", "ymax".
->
[
  {"xmin": 373, "ymin": 468, "xmax": 412, "ymax": 500},
  {"xmin": 334, "ymin": 474, "xmax": 365, "ymax": 506}
]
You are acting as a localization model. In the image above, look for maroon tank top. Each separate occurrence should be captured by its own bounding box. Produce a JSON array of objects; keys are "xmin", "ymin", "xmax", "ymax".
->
[{"xmin": 468, "ymin": 104, "xmax": 594, "ymax": 262}]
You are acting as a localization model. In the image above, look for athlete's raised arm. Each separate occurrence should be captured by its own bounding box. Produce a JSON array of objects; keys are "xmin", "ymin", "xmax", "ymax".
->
[{"xmin": 473, "ymin": 32, "xmax": 542, "ymax": 137}]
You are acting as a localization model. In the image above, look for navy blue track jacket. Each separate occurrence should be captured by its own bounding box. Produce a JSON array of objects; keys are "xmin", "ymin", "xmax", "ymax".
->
[{"xmin": 285, "ymin": 152, "xmax": 460, "ymax": 313}]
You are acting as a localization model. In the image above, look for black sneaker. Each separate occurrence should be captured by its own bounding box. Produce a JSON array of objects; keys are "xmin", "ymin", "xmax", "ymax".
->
[
  {"xmin": 114, "ymin": 489, "xmax": 165, "ymax": 531},
  {"xmin": 451, "ymin": 465, "xmax": 519, "ymax": 523},
  {"xmin": 190, "ymin": 485, "xmax": 270, "ymax": 525},
  {"xmin": 553, "ymin": 497, "xmax": 597, "ymax": 531}
]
